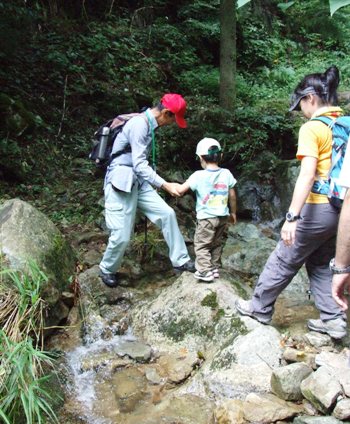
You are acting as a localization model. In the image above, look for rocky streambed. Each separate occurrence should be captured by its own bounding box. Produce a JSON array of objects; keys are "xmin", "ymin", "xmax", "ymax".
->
[{"xmin": 48, "ymin": 223, "xmax": 350, "ymax": 424}]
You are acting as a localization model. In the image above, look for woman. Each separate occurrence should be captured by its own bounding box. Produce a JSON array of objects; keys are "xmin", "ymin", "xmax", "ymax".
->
[{"xmin": 236, "ymin": 66, "xmax": 347, "ymax": 339}]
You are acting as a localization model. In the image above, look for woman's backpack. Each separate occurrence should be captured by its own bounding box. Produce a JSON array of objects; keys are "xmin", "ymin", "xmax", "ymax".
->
[{"xmin": 311, "ymin": 115, "xmax": 350, "ymax": 208}]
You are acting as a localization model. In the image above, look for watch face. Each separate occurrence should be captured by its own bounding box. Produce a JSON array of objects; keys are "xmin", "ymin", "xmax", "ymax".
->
[{"xmin": 286, "ymin": 212, "xmax": 293, "ymax": 221}]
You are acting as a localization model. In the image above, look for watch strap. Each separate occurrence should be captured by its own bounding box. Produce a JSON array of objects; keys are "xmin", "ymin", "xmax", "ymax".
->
[{"xmin": 329, "ymin": 258, "xmax": 350, "ymax": 274}]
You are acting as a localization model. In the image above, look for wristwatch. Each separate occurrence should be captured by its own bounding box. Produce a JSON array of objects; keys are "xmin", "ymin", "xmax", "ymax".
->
[
  {"xmin": 285, "ymin": 211, "xmax": 300, "ymax": 222},
  {"xmin": 329, "ymin": 258, "xmax": 350, "ymax": 274}
]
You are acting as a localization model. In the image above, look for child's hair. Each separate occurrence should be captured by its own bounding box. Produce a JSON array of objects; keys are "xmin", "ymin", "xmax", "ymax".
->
[
  {"xmin": 201, "ymin": 145, "xmax": 221, "ymax": 163},
  {"xmin": 290, "ymin": 66, "xmax": 340, "ymax": 111}
]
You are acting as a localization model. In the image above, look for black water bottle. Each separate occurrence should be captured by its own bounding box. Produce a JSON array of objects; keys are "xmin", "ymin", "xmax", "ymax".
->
[{"xmin": 96, "ymin": 126, "xmax": 110, "ymax": 163}]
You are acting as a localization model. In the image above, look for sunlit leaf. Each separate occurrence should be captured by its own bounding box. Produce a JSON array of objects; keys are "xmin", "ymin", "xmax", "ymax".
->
[
  {"xmin": 329, "ymin": 0, "xmax": 350, "ymax": 15},
  {"xmin": 277, "ymin": 1, "xmax": 295, "ymax": 11},
  {"xmin": 237, "ymin": 0, "xmax": 251, "ymax": 8}
]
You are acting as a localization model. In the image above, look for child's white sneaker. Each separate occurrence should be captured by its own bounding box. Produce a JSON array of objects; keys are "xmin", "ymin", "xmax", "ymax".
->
[
  {"xmin": 194, "ymin": 270, "xmax": 214, "ymax": 282},
  {"xmin": 212, "ymin": 268, "xmax": 220, "ymax": 278}
]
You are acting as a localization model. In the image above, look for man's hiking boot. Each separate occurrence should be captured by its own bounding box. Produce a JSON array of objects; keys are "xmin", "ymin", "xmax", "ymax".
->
[
  {"xmin": 307, "ymin": 318, "xmax": 347, "ymax": 339},
  {"xmin": 194, "ymin": 270, "xmax": 214, "ymax": 282},
  {"xmin": 173, "ymin": 260, "xmax": 196, "ymax": 274},
  {"xmin": 99, "ymin": 270, "xmax": 119, "ymax": 288},
  {"xmin": 235, "ymin": 299, "xmax": 272, "ymax": 325}
]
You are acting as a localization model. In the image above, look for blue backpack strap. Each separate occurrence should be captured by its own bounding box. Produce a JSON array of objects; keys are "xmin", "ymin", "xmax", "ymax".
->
[
  {"xmin": 309, "ymin": 116, "xmax": 334, "ymax": 195},
  {"xmin": 311, "ymin": 116, "xmax": 333, "ymax": 127}
]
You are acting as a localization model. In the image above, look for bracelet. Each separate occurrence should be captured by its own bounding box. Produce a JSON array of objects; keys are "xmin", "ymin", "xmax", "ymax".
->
[{"xmin": 329, "ymin": 258, "xmax": 350, "ymax": 274}]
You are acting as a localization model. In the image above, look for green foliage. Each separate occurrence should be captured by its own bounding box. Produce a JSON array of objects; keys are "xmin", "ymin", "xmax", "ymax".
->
[
  {"xmin": 1, "ymin": 0, "xmax": 350, "ymax": 225},
  {"xmin": 0, "ymin": 262, "xmax": 59, "ymax": 424},
  {"xmin": 0, "ymin": 332, "xmax": 58, "ymax": 424},
  {"xmin": 0, "ymin": 261, "xmax": 47, "ymax": 342},
  {"xmin": 131, "ymin": 225, "xmax": 165, "ymax": 262}
]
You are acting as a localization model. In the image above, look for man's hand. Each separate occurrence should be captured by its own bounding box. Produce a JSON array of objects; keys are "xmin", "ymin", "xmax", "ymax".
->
[
  {"xmin": 162, "ymin": 182, "xmax": 181, "ymax": 197},
  {"xmin": 332, "ymin": 273, "xmax": 350, "ymax": 311}
]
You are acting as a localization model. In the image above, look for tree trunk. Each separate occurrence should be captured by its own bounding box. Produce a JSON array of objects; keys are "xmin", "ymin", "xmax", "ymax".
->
[{"xmin": 219, "ymin": 0, "xmax": 236, "ymax": 111}]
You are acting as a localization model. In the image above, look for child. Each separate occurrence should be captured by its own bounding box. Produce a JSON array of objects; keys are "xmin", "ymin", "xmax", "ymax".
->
[{"xmin": 178, "ymin": 137, "xmax": 237, "ymax": 282}]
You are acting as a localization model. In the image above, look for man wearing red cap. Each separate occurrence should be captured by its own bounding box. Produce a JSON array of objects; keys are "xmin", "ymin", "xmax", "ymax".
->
[{"xmin": 99, "ymin": 93, "xmax": 195, "ymax": 287}]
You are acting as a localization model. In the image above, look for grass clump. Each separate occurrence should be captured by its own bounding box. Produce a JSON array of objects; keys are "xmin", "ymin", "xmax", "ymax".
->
[
  {"xmin": 201, "ymin": 291, "xmax": 219, "ymax": 309},
  {"xmin": 0, "ymin": 261, "xmax": 59, "ymax": 424}
]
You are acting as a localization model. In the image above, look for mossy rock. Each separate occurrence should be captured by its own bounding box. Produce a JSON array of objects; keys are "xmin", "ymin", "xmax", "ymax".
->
[{"xmin": 0, "ymin": 198, "xmax": 76, "ymax": 325}]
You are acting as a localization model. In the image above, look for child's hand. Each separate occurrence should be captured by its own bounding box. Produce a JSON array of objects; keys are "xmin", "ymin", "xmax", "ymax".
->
[
  {"xmin": 229, "ymin": 213, "xmax": 237, "ymax": 224},
  {"xmin": 162, "ymin": 182, "xmax": 181, "ymax": 197}
]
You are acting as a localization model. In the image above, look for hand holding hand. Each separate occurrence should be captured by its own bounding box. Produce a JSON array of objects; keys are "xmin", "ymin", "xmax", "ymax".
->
[{"xmin": 162, "ymin": 182, "xmax": 181, "ymax": 197}]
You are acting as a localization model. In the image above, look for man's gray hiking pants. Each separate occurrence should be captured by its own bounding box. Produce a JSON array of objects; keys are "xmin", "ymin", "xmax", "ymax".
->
[
  {"xmin": 99, "ymin": 182, "xmax": 190, "ymax": 274},
  {"xmin": 251, "ymin": 203, "xmax": 345, "ymax": 321}
]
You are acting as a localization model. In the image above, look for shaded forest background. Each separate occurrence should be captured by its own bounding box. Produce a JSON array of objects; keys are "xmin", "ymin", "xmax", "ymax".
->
[{"xmin": 1, "ymin": 0, "xmax": 350, "ymax": 226}]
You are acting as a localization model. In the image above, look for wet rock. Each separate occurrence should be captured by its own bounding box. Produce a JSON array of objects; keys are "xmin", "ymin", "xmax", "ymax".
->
[
  {"xmin": 283, "ymin": 347, "xmax": 317, "ymax": 369},
  {"xmin": 123, "ymin": 394, "xmax": 215, "ymax": 424},
  {"xmin": 144, "ymin": 366, "xmax": 163, "ymax": 385},
  {"xmin": 293, "ymin": 416, "xmax": 343, "ymax": 424},
  {"xmin": 112, "ymin": 368, "xmax": 148, "ymax": 413},
  {"xmin": 242, "ymin": 392, "xmax": 303, "ymax": 423},
  {"xmin": 157, "ymin": 350, "xmax": 200, "ymax": 384},
  {"xmin": 271, "ymin": 362, "xmax": 313, "ymax": 401},
  {"xmin": 215, "ymin": 399, "xmax": 245, "ymax": 424},
  {"xmin": 333, "ymin": 398, "xmax": 350, "ymax": 420},
  {"xmin": 300, "ymin": 366, "xmax": 342, "ymax": 414},
  {"xmin": 82, "ymin": 310, "xmax": 114, "ymax": 343},
  {"xmin": 195, "ymin": 362, "xmax": 276, "ymax": 400},
  {"xmin": 80, "ymin": 354, "xmax": 132, "ymax": 372},
  {"xmin": 116, "ymin": 339, "xmax": 152, "ymax": 362}
]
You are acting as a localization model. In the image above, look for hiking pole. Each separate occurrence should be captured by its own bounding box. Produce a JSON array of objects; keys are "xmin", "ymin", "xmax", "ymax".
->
[
  {"xmin": 143, "ymin": 216, "xmax": 148, "ymax": 261},
  {"xmin": 143, "ymin": 110, "xmax": 157, "ymax": 260}
]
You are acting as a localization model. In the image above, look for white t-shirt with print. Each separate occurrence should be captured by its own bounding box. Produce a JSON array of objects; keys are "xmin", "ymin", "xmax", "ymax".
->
[{"xmin": 187, "ymin": 168, "xmax": 237, "ymax": 220}]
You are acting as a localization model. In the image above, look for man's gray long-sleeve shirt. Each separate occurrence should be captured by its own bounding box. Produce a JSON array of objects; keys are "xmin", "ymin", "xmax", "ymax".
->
[{"xmin": 104, "ymin": 109, "xmax": 166, "ymax": 192}]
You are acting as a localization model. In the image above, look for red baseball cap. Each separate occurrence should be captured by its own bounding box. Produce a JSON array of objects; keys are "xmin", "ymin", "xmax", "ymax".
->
[{"xmin": 161, "ymin": 93, "xmax": 187, "ymax": 128}]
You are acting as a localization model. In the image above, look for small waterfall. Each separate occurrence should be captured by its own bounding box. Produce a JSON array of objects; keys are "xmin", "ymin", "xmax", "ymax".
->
[{"xmin": 65, "ymin": 328, "xmax": 137, "ymax": 424}]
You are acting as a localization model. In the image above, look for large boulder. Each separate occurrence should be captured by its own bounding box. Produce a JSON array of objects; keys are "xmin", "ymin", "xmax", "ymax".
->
[
  {"xmin": 223, "ymin": 222, "xmax": 309, "ymax": 297},
  {"xmin": 0, "ymin": 198, "xmax": 76, "ymax": 326},
  {"xmin": 131, "ymin": 272, "xmax": 284, "ymax": 400}
]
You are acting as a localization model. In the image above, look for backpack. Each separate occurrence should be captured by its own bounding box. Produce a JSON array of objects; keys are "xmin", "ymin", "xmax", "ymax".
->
[
  {"xmin": 310, "ymin": 115, "xmax": 350, "ymax": 208},
  {"xmin": 89, "ymin": 113, "xmax": 141, "ymax": 170}
]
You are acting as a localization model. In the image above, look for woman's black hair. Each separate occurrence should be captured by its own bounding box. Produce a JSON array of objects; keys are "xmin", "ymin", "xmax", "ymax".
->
[{"xmin": 292, "ymin": 65, "xmax": 340, "ymax": 107}]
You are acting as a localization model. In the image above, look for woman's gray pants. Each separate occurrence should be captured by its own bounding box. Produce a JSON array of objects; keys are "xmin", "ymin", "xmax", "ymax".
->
[{"xmin": 251, "ymin": 203, "xmax": 345, "ymax": 321}]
